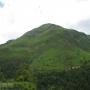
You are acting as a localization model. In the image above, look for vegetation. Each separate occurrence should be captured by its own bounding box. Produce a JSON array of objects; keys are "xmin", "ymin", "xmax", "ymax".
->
[{"xmin": 0, "ymin": 23, "xmax": 90, "ymax": 90}]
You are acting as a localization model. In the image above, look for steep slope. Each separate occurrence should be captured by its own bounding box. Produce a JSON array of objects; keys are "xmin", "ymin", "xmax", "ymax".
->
[
  {"xmin": 88, "ymin": 35, "xmax": 90, "ymax": 39},
  {"xmin": 0, "ymin": 23, "xmax": 90, "ymax": 78}
]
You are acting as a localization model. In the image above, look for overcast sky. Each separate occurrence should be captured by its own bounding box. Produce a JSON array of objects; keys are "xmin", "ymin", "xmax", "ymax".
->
[{"xmin": 0, "ymin": 0, "xmax": 90, "ymax": 44}]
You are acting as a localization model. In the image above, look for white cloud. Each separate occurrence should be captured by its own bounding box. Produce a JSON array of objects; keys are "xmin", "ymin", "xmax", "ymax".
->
[
  {"xmin": 71, "ymin": 19, "xmax": 90, "ymax": 34},
  {"xmin": 75, "ymin": 0, "xmax": 88, "ymax": 2},
  {"xmin": 0, "ymin": 0, "xmax": 90, "ymax": 44}
]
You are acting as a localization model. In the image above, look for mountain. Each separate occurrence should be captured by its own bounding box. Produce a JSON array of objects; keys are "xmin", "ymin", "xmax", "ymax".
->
[
  {"xmin": 0, "ymin": 23, "xmax": 90, "ymax": 78},
  {"xmin": 88, "ymin": 35, "xmax": 90, "ymax": 39}
]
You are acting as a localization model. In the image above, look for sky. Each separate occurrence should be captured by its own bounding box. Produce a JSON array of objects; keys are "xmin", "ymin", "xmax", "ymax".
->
[{"xmin": 0, "ymin": 0, "xmax": 90, "ymax": 44}]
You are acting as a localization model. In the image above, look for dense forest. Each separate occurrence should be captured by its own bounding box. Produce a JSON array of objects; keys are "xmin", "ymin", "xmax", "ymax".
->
[
  {"xmin": 0, "ymin": 23, "xmax": 90, "ymax": 90},
  {"xmin": 0, "ymin": 62, "xmax": 90, "ymax": 90}
]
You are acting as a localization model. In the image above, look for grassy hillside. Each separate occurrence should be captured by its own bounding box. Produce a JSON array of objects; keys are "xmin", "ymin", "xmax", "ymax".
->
[{"xmin": 0, "ymin": 23, "xmax": 90, "ymax": 78}]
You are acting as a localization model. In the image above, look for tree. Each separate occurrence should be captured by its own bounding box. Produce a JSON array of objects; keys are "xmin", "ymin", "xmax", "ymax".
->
[
  {"xmin": 0, "ymin": 67, "xmax": 5, "ymax": 81},
  {"xmin": 15, "ymin": 64, "xmax": 34, "ymax": 82}
]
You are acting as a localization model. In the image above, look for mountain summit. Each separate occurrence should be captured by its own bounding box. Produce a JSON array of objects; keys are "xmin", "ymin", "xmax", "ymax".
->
[
  {"xmin": 24, "ymin": 23, "xmax": 63, "ymax": 36},
  {"xmin": 0, "ymin": 23, "xmax": 90, "ymax": 77}
]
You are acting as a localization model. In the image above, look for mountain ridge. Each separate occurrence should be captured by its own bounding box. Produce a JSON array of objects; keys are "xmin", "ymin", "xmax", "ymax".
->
[{"xmin": 0, "ymin": 23, "xmax": 90, "ymax": 78}]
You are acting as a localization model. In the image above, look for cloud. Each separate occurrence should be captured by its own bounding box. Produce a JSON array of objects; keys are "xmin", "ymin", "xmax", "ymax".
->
[
  {"xmin": 0, "ymin": 1, "xmax": 4, "ymax": 8},
  {"xmin": 75, "ymin": 0, "xmax": 88, "ymax": 2},
  {"xmin": 73, "ymin": 19, "xmax": 90, "ymax": 34},
  {"xmin": 0, "ymin": 0, "xmax": 90, "ymax": 44}
]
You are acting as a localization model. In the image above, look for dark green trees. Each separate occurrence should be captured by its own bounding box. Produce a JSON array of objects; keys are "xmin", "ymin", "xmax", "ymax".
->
[{"xmin": 16, "ymin": 64, "xmax": 34, "ymax": 82}]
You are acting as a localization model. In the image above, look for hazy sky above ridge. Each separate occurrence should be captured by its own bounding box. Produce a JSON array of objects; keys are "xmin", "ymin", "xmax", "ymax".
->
[{"xmin": 0, "ymin": 0, "xmax": 90, "ymax": 44}]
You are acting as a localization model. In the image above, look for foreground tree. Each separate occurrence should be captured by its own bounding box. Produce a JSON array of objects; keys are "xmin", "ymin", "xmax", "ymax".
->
[{"xmin": 15, "ymin": 64, "xmax": 35, "ymax": 82}]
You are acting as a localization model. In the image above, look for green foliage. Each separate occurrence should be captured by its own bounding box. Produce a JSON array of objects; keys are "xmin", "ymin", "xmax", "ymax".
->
[
  {"xmin": 0, "ymin": 23, "xmax": 89, "ymax": 78},
  {"xmin": 36, "ymin": 63, "xmax": 90, "ymax": 90},
  {"xmin": 0, "ymin": 23, "xmax": 90, "ymax": 89},
  {"xmin": 15, "ymin": 64, "xmax": 34, "ymax": 82},
  {"xmin": 14, "ymin": 82, "xmax": 36, "ymax": 90}
]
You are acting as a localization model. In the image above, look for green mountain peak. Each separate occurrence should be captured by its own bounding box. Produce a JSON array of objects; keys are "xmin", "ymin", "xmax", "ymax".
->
[
  {"xmin": 24, "ymin": 23, "xmax": 63, "ymax": 36},
  {"xmin": 0, "ymin": 23, "xmax": 90, "ymax": 78},
  {"xmin": 0, "ymin": 23, "xmax": 90, "ymax": 90}
]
